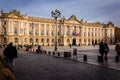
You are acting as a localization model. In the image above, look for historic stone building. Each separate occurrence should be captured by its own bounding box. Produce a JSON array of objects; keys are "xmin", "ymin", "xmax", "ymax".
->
[
  {"xmin": 0, "ymin": 10, "xmax": 115, "ymax": 46},
  {"xmin": 115, "ymin": 27, "xmax": 120, "ymax": 42}
]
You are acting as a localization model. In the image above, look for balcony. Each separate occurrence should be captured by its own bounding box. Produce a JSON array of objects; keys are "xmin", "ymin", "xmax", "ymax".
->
[{"xmin": 1, "ymin": 32, "xmax": 7, "ymax": 36}]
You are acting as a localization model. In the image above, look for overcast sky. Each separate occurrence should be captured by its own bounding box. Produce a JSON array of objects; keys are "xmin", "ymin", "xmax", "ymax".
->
[{"xmin": 0, "ymin": 0, "xmax": 120, "ymax": 26}]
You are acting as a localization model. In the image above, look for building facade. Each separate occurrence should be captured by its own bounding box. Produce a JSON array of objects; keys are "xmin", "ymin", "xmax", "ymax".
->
[
  {"xmin": 0, "ymin": 10, "xmax": 115, "ymax": 46},
  {"xmin": 115, "ymin": 27, "xmax": 120, "ymax": 42}
]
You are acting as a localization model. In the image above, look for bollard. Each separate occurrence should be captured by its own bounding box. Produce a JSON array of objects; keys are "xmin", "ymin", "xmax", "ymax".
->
[
  {"xmin": 58, "ymin": 52, "xmax": 60, "ymax": 56},
  {"xmin": 115, "ymin": 55, "xmax": 119, "ymax": 62},
  {"xmin": 98, "ymin": 56, "xmax": 103, "ymax": 62},
  {"xmin": 45, "ymin": 51, "xmax": 47, "ymax": 55},
  {"xmin": 64, "ymin": 52, "xmax": 71, "ymax": 58},
  {"xmin": 53, "ymin": 52, "xmax": 55, "ymax": 55},
  {"xmin": 48, "ymin": 51, "xmax": 50, "ymax": 55},
  {"xmin": 83, "ymin": 55, "xmax": 87, "ymax": 61},
  {"xmin": 73, "ymin": 48, "xmax": 77, "ymax": 59}
]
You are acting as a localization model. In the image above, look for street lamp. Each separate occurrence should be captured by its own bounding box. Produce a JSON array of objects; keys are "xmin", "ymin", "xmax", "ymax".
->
[{"xmin": 51, "ymin": 9, "xmax": 61, "ymax": 51}]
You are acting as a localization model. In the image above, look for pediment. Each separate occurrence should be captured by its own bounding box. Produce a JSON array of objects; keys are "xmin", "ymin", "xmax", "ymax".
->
[
  {"xmin": 66, "ymin": 19, "xmax": 82, "ymax": 25},
  {"xmin": 8, "ymin": 10, "xmax": 23, "ymax": 18},
  {"xmin": 8, "ymin": 14, "xmax": 19, "ymax": 18},
  {"xmin": 67, "ymin": 15, "xmax": 82, "ymax": 25}
]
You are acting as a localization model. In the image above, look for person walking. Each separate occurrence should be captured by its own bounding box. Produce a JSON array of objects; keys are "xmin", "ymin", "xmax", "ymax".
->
[
  {"xmin": 103, "ymin": 43, "xmax": 109, "ymax": 62},
  {"xmin": 3, "ymin": 42, "xmax": 18, "ymax": 68},
  {"xmin": 99, "ymin": 42, "xmax": 104, "ymax": 62}
]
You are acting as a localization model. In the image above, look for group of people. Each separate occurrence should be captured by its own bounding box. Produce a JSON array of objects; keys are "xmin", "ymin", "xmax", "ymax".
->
[
  {"xmin": 99, "ymin": 40, "xmax": 120, "ymax": 62},
  {"xmin": 0, "ymin": 42, "xmax": 17, "ymax": 80},
  {"xmin": 99, "ymin": 42, "xmax": 109, "ymax": 62}
]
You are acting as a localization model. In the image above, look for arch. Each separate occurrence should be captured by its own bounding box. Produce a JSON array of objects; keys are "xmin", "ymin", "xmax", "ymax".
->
[{"xmin": 3, "ymin": 37, "xmax": 7, "ymax": 43}]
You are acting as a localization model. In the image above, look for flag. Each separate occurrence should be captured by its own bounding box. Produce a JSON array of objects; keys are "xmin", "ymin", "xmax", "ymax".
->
[{"xmin": 72, "ymin": 31, "xmax": 76, "ymax": 36}]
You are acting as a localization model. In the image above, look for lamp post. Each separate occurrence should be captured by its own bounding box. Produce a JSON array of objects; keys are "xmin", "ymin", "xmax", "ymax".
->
[{"xmin": 51, "ymin": 9, "xmax": 61, "ymax": 51}]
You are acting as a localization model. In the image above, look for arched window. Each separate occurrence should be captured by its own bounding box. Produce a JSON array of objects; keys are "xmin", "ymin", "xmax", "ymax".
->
[
  {"xmin": 14, "ymin": 38, "xmax": 18, "ymax": 43},
  {"xmin": 24, "ymin": 38, "xmax": 27, "ymax": 42},
  {"xmin": 67, "ymin": 39, "xmax": 69, "ymax": 43},
  {"xmin": 41, "ymin": 38, "xmax": 44, "ymax": 43},
  {"xmin": 47, "ymin": 38, "xmax": 49, "ymax": 43},
  {"xmin": 36, "ymin": 38, "xmax": 39, "ymax": 43},
  {"xmin": 30, "ymin": 38, "xmax": 33, "ymax": 43},
  {"xmin": 52, "ymin": 39, "xmax": 54, "ymax": 43}
]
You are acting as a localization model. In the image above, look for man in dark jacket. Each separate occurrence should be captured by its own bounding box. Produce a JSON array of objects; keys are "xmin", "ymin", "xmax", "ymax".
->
[
  {"xmin": 3, "ymin": 42, "xmax": 18, "ymax": 67},
  {"xmin": 99, "ymin": 42, "xmax": 104, "ymax": 62}
]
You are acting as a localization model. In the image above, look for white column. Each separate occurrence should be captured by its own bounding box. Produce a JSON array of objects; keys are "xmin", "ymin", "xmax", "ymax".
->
[
  {"xmin": 38, "ymin": 24, "xmax": 40, "ymax": 36},
  {"xmin": 11, "ymin": 21, "xmax": 13, "ymax": 35},
  {"xmin": 0, "ymin": 20, "xmax": 2, "ymax": 34}
]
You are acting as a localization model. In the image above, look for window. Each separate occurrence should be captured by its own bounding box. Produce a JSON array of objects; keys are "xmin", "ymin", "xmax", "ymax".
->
[
  {"xmin": 52, "ymin": 39, "xmax": 54, "ymax": 43},
  {"xmin": 46, "ymin": 30, "xmax": 49, "ymax": 35},
  {"xmin": 88, "ymin": 32, "xmax": 90, "ymax": 37},
  {"xmin": 35, "ymin": 29, "xmax": 38, "ymax": 35},
  {"xmin": 66, "ymin": 32, "xmax": 68, "ymax": 36},
  {"xmin": 51, "ymin": 31, "xmax": 54, "ymax": 36},
  {"xmin": 14, "ymin": 38, "xmax": 18, "ymax": 43},
  {"xmin": 41, "ymin": 30, "xmax": 44, "ymax": 35},
  {"xmin": 13, "ymin": 21, "xmax": 19, "ymax": 25},
  {"xmin": 41, "ymin": 38, "xmax": 44, "ymax": 43},
  {"xmin": 47, "ymin": 38, "xmax": 49, "ymax": 43},
  {"xmin": 29, "ymin": 30, "xmax": 32, "ymax": 35},
  {"xmin": 36, "ymin": 38, "xmax": 39, "ymax": 43},
  {"xmin": 41, "ymin": 24, "xmax": 44, "ymax": 28},
  {"xmin": 46, "ymin": 25, "xmax": 49, "ymax": 28},
  {"xmin": 3, "ymin": 27, "xmax": 6, "ymax": 34},
  {"xmin": 3, "ymin": 21, "xmax": 6, "ymax": 25},
  {"xmin": 14, "ymin": 28, "xmax": 18, "ymax": 35},
  {"xmin": 67, "ymin": 39, "xmax": 69, "ymax": 43},
  {"xmin": 24, "ymin": 38, "xmax": 27, "ymax": 42},
  {"xmin": 30, "ymin": 38, "xmax": 33, "ymax": 43}
]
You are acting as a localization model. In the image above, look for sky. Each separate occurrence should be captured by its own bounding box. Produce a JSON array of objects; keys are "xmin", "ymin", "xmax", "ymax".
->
[{"xmin": 0, "ymin": 0, "xmax": 120, "ymax": 27}]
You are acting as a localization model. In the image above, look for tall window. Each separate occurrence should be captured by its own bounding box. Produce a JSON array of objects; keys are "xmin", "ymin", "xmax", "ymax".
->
[
  {"xmin": 36, "ymin": 38, "xmax": 39, "ymax": 43},
  {"xmin": 3, "ymin": 21, "xmax": 6, "ymax": 25},
  {"xmin": 47, "ymin": 38, "xmax": 49, "ymax": 43},
  {"xmin": 52, "ymin": 39, "xmax": 54, "ymax": 43},
  {"xmin": 41, "ymin": 38, "xmax": 44, "ymax": 43},
  {"xmin": 14, "ymin": 38, "xmax": 18, "ymax": 43},
  {"xmin": 30, "ymin": 38, "xmax": 33, "ymax": 43},
  {"xmin": 35, "ymin": 29, "xmax": 38, "ymax": 35},
  {"xmin": 3, "ymin": 27, "xmax": 6, "ymax": 34},
  {"xmin": 29, "ymin": 30, "xmax": 32, "ymax": 35},
  {"xmin": 46, "ymin": 30, "xmax": 49, "ymax": 35},
  {"xmin": 14, "ymin": 28, "xmax": 18, "ymax": 35},
  {"xmin": 13, "ymin": 21, "xmax": 19, "ymax": 25},
  {"xmin": 51, "ymin": 31, "xmax": 54, "ymax": 36},
  {"xmin": 24, "ymin": 38, "xmax": 27, "ymax": 42},
  {"xmin": 41, "ymin": 30, "xmax": 44, "ymax": 35}
]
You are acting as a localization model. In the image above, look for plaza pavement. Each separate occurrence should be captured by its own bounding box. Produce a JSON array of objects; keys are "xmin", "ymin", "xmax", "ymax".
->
[
  {"xmin": 41, "ymin": 45, "xmax": 120, "ymax": 70},
  {"xmin": 1, "ymin": 45, "xmax": 120, "ymax": 80},
  {"xmin": 14, "ymin": 50, "xmax": 120, "ymax": 80}
]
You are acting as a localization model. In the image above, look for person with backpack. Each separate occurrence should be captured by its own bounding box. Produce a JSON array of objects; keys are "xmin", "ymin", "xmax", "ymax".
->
[{"xmin": 103, "ymin": 43, "xmax": 109, "ymax": 62}]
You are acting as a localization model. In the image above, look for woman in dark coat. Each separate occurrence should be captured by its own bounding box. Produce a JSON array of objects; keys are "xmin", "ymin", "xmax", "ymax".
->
[{"xmin": 3, "ymin": 42, "xmax": 18, "ymax": 67}]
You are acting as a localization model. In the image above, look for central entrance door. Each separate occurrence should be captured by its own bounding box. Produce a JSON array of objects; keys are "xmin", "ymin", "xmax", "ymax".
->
[{"xmin": 72, "ymin": 38, "xmax": 76, "ymax": 46}]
